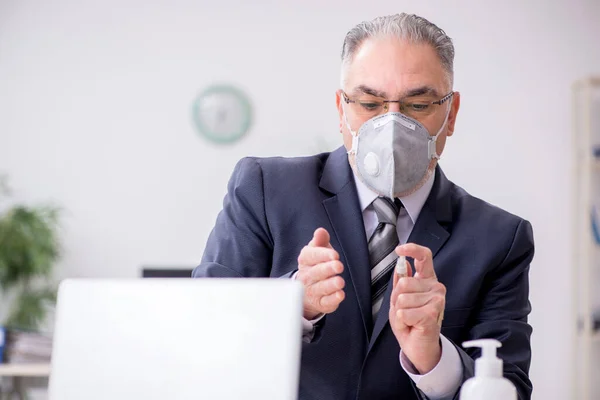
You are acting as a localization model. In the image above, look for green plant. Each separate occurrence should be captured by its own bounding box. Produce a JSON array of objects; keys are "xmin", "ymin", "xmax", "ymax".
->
[{"xmin": 0, "ymin": 175, "xmax": 61, "ymax": 330}]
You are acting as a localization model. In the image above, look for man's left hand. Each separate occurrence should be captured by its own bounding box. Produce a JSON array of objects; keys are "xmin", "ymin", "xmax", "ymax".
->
[{"xmin": 389, "ymin": 243, "xmax": 446, "ymax": 374}]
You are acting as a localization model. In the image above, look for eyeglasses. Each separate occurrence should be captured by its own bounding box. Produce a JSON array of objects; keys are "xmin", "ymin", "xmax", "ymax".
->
[{"xmin": 342, "ymin": 91, "xmax": 454, "ymax": 120}]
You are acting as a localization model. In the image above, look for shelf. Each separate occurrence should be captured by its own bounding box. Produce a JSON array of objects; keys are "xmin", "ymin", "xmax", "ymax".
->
[
  {"xmin": 577, "ymin": 331, "xmax": 600, "ymax": 342},
  {"xmin": 572, "ymin": 76, "xmax": 600, "ymax": 400},
  {"xmin": 0, "ymin": 363, "xmax": 51, "ymax": 377},
  {"xmin": 574, "ymin": 77, "xmax": 600, "ymax": 87},
  {"xmin": 573, "ymin": 158, "xmax": 600, "ymax": 170}
]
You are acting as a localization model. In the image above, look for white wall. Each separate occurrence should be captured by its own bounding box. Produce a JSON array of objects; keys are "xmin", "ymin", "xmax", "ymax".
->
[{"xmin": 1, "ymin": 0, "xmax": 599, "ymax": 398}]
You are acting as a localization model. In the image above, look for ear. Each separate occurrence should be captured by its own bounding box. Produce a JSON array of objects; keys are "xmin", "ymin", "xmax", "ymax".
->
[
  {"xmin": 336, "ymin": 90, "xmax": 344, "ymax": 131},
  {"xmin": 446, "ymin": 91, "xmax": 460, "ymax": 137},
  {"xmin": 335, "ymin": 89, "xmax": 344, "ymax": 130}
]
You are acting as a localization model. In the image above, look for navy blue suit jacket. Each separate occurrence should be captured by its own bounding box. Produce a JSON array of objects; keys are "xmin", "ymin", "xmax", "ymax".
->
[{"xmin": 193, "ymin": 146, "xmax": 534, "ymax": 400}]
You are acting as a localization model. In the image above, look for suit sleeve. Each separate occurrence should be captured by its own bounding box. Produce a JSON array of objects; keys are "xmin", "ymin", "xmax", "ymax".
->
[
  {"xmin": 192, "ymin": 157, "xmax": 274, "ymax": 278},
  {"xmin": 449, "ymin": 219, "xmax": 534, "ymax": 400}
]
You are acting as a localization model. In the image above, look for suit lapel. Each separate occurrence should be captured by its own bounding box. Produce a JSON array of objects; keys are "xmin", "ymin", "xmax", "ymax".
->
[
  {"xmin": 320, "ymin": 147, "xmax": 373, "ymax": 337},
  {"xmin": 367, "ymin": 167, "xmax": 454, "ymax": 353},
  {"xmin": 319, "ymin": 150, "xmax": 455, "ymax": 349}
]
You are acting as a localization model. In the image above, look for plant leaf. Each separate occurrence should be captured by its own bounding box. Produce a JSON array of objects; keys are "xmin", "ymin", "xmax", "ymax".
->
[
  {"xmin": 5, "ymin": 286, "xmax": 57, "ymax": 331},
  {"xmin": 0, "ymin": 205, "xmax": 61, "ymax": 289}
]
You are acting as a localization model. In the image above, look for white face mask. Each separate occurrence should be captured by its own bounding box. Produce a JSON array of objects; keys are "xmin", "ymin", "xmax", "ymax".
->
[{"xmin": 345, "ymin": 104, "xmax": 451, "ymax": 198}]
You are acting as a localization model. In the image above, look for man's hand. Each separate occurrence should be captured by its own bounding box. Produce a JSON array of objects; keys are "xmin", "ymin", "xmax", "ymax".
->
[
  {"xmin": 296, "ymin": 228, "xmax": 345, "ymax": 320},
  {"xmin": 389, "ymin": 243, "xmax": 446, "ymax": 374}
]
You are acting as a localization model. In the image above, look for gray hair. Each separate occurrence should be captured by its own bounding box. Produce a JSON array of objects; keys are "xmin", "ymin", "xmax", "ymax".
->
[{"xmin": 340, "ymin": 13, "xmax": 455, "ymax": 88}]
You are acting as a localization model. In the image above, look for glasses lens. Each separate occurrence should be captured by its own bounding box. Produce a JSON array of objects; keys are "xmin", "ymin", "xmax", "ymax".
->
[
  {"xmin": 401, "ymin": 101, "xmax": 437, "ymax": 120},
  {"xmin": 350, "ymin": 97, "xmax": 385, "ymax": 118}
]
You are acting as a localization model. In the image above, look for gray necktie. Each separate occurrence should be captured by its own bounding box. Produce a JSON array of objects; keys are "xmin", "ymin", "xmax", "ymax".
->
[{"xmin": 369, "ymin": 197, "xmax": 402, "ymax": 319}]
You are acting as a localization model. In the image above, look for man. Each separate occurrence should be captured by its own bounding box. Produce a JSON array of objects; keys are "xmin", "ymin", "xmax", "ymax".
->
[{"xmin": 193, "ymin": 13, "xmax": 533, "ymax": 400}]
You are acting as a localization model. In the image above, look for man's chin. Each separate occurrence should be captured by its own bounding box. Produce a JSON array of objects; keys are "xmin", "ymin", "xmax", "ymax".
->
[
  {"xmin": 393, "ymin": 162, "xmax": 437, "ymax": 198},
  {"xmin": 348, "ymin": 153, "xmax": 437, "ymax": 199}
]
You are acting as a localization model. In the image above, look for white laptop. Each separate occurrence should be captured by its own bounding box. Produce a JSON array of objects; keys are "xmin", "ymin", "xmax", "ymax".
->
[{"xmin": 48, "ymin": 278, "xmax": 304, "ymax": 400}]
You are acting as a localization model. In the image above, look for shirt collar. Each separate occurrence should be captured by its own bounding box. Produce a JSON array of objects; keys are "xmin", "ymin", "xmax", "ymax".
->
[{"xmin": 352, "ymin": 171, "xmax": 435, "ymax": 224}]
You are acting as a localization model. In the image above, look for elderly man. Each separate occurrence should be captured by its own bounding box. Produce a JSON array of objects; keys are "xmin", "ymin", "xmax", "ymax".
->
[{"xmin": 193, "ymin": 13, "xmax": 533, "ymax": 400}]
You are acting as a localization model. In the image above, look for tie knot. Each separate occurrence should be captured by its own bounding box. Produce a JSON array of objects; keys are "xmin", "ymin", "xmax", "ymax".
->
[{"xmin": 372, "ymin": 197, "xmax": 402, "ymax": 226}]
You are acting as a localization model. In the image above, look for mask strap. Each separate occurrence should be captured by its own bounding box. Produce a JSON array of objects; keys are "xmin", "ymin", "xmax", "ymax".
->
[
  {"xmin": 343, "ymin": 107, "xmax": 359, "ymax": 155},
  {"xmin": 428, "ymin": 100, "xmax": 453, "ymax": 160}
]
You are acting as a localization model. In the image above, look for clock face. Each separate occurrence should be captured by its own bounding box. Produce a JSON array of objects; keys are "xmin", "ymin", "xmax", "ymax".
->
[{"xmin": 192, "ymin": 85, "xmax": 253, "ymax": 144}]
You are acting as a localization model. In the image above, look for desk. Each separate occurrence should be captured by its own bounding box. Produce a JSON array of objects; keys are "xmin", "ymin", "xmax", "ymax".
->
[{"xmin": 0, "ymin": 364, "xmax": 51, "ymax": 400}]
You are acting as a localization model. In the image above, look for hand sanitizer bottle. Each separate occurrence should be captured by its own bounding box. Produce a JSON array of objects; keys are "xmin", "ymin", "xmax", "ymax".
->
[{"xmin": 459, "ymin": 339, "xmax": 516, "ymax": 400}]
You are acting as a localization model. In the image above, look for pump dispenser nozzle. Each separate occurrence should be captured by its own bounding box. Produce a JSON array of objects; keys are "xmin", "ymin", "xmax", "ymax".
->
[
  {"xmin": 459, "ymin": 339, "xmax": 516, "ymax": 400},
  {"xmin": 462, "ymin": 339, "xmax": 503, "ymax": 378}
]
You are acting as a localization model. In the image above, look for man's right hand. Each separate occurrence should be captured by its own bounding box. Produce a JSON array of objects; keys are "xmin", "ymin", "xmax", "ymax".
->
[{"xmin": 296, "ymin": 228, "xmax": 346, "ymax": 320}]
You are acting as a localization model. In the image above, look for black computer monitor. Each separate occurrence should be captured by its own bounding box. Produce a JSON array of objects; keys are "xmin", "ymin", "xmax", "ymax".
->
[{"xmin": 141, "ymin": 267, "xmax": 194, "ymax": 278}]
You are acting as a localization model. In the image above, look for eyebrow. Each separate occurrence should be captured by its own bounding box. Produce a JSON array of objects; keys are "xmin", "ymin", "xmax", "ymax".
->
[
  {"xmin": 353, "ymin": 85, "xmax": 387, "ymax": 98},
  {"xmin": 403, "ymin": 86, "xmax": 440, "ymax": 98},
  {"xmin": 351, "ymin": 85, "xmax": 441, "ymax": 99}
]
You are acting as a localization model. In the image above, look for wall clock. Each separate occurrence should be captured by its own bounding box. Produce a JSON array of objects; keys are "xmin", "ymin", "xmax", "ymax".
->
[{"xmin": 192, "ymin": 84, "xmax": 253, "ymax": 144}]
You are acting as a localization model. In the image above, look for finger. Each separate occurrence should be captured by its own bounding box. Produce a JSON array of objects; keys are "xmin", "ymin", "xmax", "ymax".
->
[
  {"xmin": 298, "ymin": 246, "xmax": 339, "ymax": 266},
  {"xmin": 396, "ymin": 243, "xmax": 436, "ymax": 280},
  {"xmin": 305, "ymin": 276, "xmax": 345, "ymax": 313},
  {"xmin": 318, "ymin": 290, "xmax": 345, "ymax": 313},
  {"xmin": 389, "ymin": 300, "xmax": 408, "ymax": 333},
  {"xmin": 307, "ymin": 275, "xmax": 345, "ymax": 298},
  {"xmin": 394, "ymin": 276, "xmax": 431, "ymax": 294},
  {"xmin": 394, "ymin": 292, "xmax": 434, "ymax": 309},
  {"xmin": 308, "ymin": 228, "xmax": 331, "ymax": 248},
  {"xmin": 395, "ymin": 303, "xmax": 441, "ymax": 328},
  {"xmin": 302, "ymin": 260, "xmax": 343, "ymax": 286}
]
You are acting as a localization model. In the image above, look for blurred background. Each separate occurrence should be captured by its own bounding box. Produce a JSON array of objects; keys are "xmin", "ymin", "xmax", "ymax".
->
[{"xmin": 1, "ymin": 0, "xmax": 599, "ymax": 398}]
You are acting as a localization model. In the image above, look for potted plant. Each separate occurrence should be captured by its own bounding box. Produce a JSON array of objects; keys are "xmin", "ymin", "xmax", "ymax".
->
[{"xmin": 0, "ymin": 176, "xmax": 61, "ymax": 331}]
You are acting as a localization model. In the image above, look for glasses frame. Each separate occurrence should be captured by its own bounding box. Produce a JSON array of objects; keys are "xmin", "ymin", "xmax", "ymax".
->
[{"xmin": 342, "ymin": 90, "xmax": 455, "ymax": 116}]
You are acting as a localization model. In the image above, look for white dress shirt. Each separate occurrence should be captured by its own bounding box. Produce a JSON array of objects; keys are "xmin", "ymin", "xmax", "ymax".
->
[{"xmin": 300, "ymin": 171, "xmax": 463, "ymax": 400}]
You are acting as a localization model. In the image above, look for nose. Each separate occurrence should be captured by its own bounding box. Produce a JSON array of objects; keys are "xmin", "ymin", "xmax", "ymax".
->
[{"xmin": 385, "ymin": 101, "xmax": 401, "ymax": 113}]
